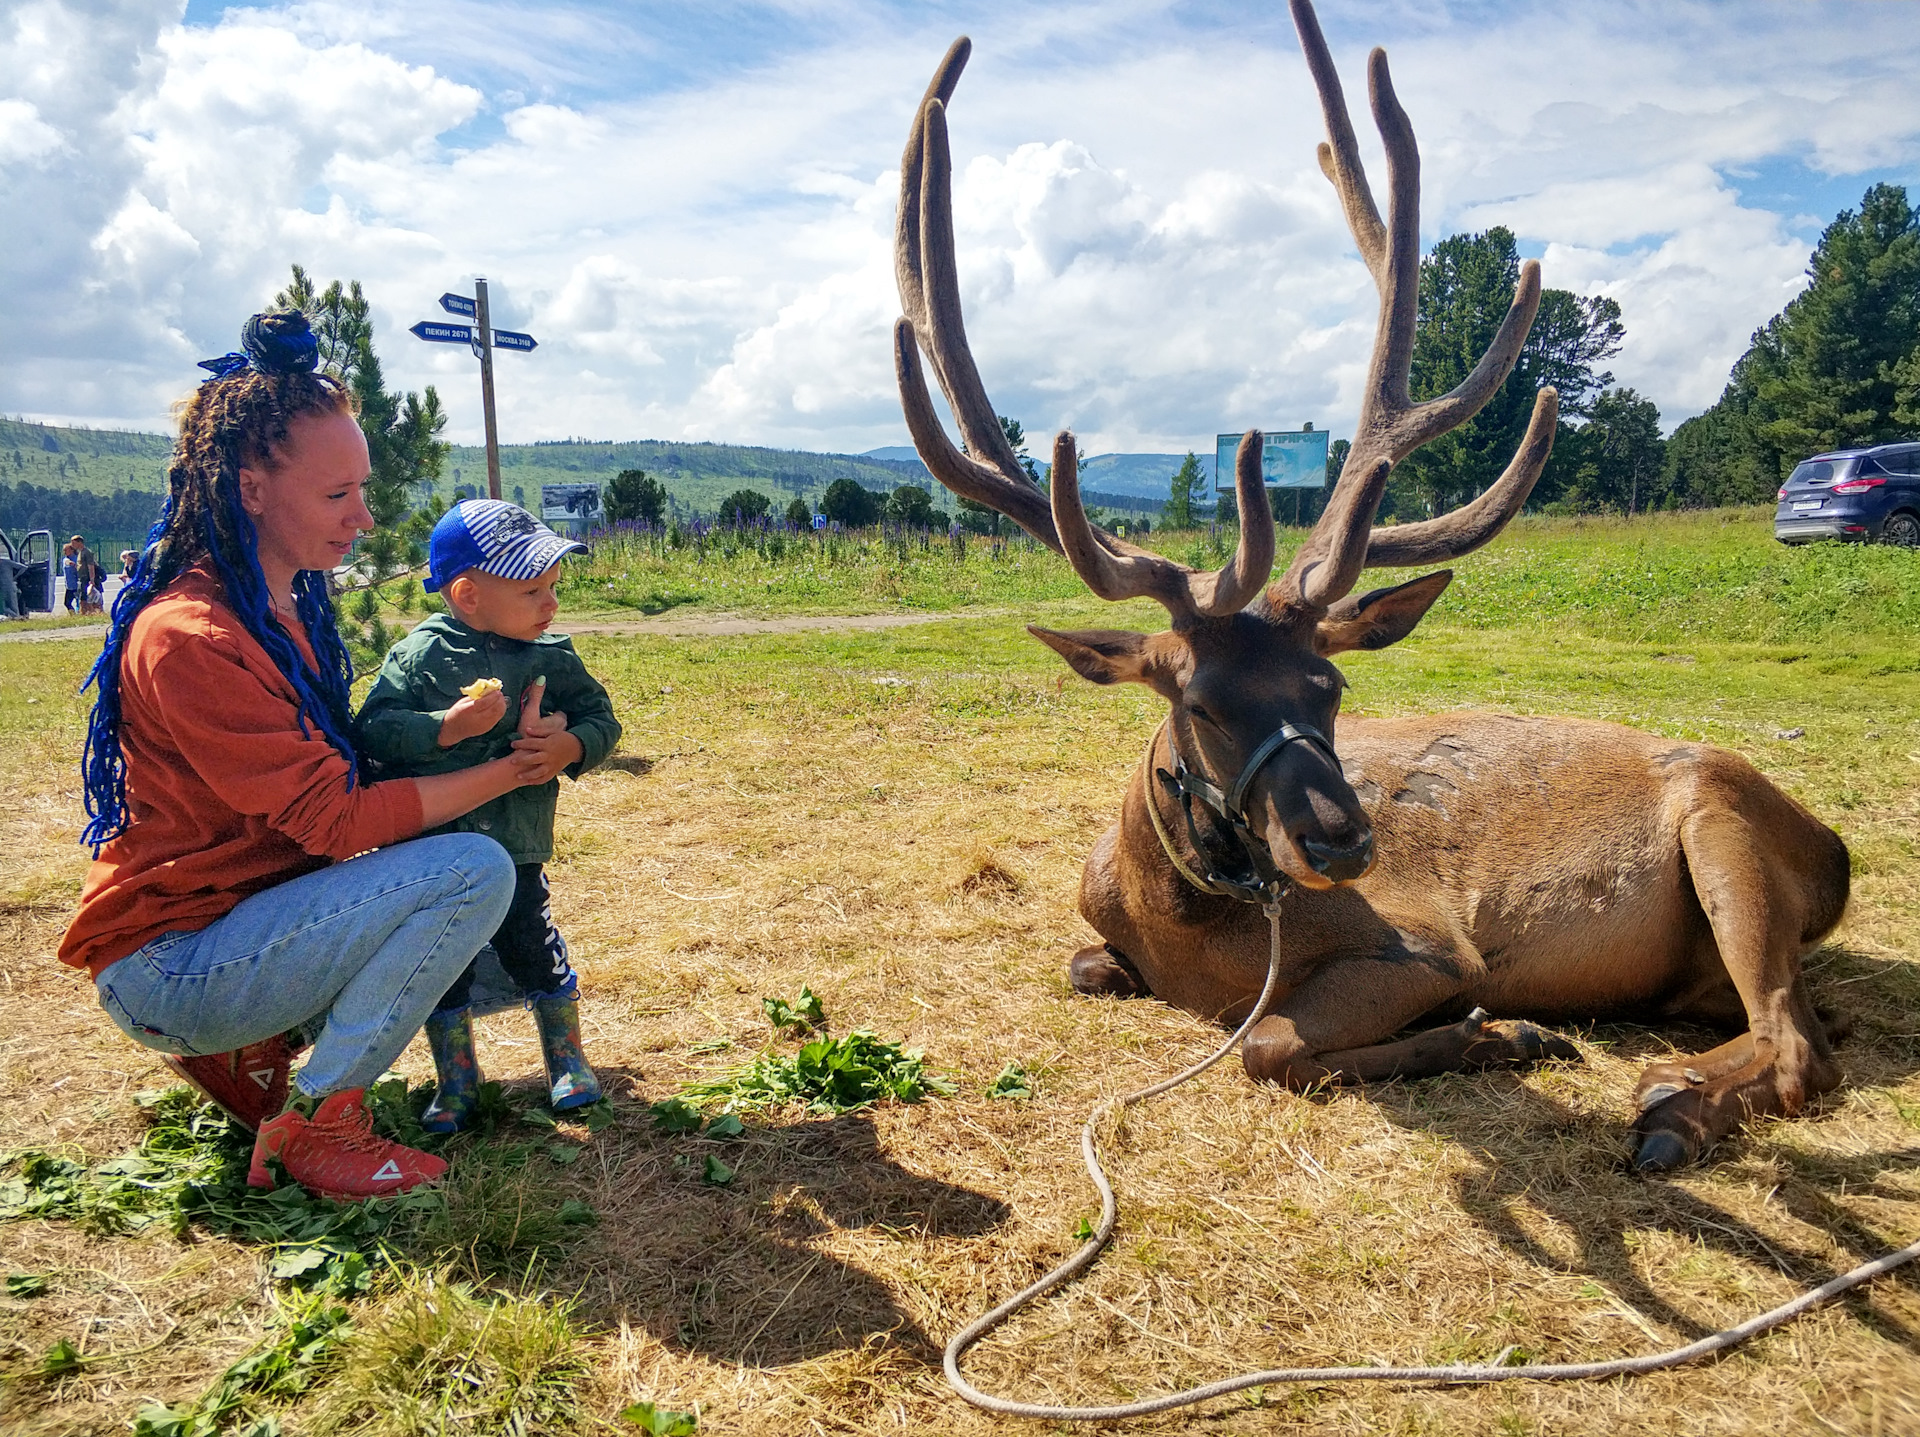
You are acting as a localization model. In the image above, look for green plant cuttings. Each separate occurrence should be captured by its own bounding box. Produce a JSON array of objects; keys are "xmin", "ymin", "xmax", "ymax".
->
[
  {"xmin": 680, "ymin": 1029, "xmax": 955, "ymax": 1115},
  {"xmin": 762, "ymin": 985, "xmax": 825, "ymax": 1034},
  {"xmin": 987, "ymin": 1062, "xmax": 1033, "ymax": 1100},
  {"xmin": 622, "ymin": 1400, "xmax": 700, "ymax": 1435}
]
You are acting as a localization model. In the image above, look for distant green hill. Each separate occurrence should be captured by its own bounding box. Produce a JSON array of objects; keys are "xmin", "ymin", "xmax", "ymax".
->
[
  {"xmin": 447, "ymin": 437, "xmax": 937, "ymax": 517},
  {"xmin": 0, "ymin": 417, "xmax": 941, "ymax": 513},
  {"xmin": 0, "ymin": 417, "xmax": 1159, "ymax": 534},
  {"xmin": 2, "ymin": 417, "xmax": 173, "ymax": 495}
]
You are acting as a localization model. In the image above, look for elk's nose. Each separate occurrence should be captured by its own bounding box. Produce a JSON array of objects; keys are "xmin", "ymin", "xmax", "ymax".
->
[{"xmin": 1302, "ymin": 833, "xmax": 1374, "ymax": 882}]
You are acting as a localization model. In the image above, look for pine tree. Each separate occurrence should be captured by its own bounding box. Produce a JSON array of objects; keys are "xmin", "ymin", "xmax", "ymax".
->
[
  {"xmin": 1165, "ymin": 452, "xmax": 1207, "ymax": 529},
  {"xmin": 1671, "ymin": 185, "xmax": 1920, "ymax": 499}
]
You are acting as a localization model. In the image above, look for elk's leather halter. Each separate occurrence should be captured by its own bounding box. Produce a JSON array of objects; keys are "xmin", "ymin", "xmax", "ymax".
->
[{"xmin": 1143, "ymin": 715, "xmax": 1338, "ymax": 905}]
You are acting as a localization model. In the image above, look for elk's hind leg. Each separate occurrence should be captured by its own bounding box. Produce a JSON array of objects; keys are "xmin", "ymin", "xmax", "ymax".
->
[{"xmin": 1632, "ymin": 773, "xmax": 1848, "ymax": 1172}]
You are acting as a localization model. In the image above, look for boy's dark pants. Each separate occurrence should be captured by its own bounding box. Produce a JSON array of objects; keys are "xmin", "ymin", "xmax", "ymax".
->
[{"xmin": 435, "ymin": 862, "xmax": 572, "ymax": 1012}]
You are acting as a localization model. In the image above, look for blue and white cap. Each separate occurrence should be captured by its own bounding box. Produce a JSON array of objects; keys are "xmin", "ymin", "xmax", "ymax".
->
[{"xmin": 424, "ymin": 499, "xmax": 587, "ymax": 593}]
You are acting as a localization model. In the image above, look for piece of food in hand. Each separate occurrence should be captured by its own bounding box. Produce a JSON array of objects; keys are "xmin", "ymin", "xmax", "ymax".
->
[{"xmin": 461, "ymin": 677, "xmax": 503, "ymax": 700}]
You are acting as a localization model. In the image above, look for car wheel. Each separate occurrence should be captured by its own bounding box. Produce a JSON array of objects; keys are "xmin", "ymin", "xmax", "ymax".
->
[{"xmin": 1883, "ymin": 511, "xmax": 1920, "ymax": 548}]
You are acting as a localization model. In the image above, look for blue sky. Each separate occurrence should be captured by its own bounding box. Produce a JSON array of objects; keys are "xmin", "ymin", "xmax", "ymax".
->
[{"xmin": 4, "ymin": 0, "xmax": 1916, "ymax": 454}]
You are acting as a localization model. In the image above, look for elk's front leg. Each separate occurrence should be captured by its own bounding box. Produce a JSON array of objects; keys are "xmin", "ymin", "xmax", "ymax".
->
[{"xmin": 1241, "ymin": 928, "xmax": 1578, "ymax": 1088}]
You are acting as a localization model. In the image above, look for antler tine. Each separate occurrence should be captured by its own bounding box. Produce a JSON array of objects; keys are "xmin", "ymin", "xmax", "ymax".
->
[
  {"xmin": 1290, "ymin": 0, "xmax": 1387, "ymax": 279},
  {"xmin": 1050, "ymin": 430, "xmax": 1276, "ymax": 618},
  {"xmin": 1274, "ymin": 0, "xmax": 1552, "ymax": 611},
  {"xmin": 1193, "ymin": 431, "xmax": 1277, "ymax": 615},
  {"xmin": 1363, "ymin": 386, "xmax": 1558, "ymax": 567},
  {"xmin": 894, "ymin": 319, "xmax": 1057, "ymax": 544},
  {"xmin": 894, "ymin": 38, "xmax": 1280, "ymax": 617}
]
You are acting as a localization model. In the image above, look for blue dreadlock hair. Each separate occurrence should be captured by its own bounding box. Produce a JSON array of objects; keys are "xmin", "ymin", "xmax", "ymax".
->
[{"xmin": 80, "ymin": 310, "xmax": 362, "ymax": 852}]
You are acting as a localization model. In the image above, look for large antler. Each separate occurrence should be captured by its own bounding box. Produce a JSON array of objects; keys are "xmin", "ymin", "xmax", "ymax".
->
[
  {"xmin": 894, "ymin": 39, "xmax": 1274, "ymax": 620},
  {"xmin": 1272, "ymin": 0, "xmax": 1557, "ymax": 613}
]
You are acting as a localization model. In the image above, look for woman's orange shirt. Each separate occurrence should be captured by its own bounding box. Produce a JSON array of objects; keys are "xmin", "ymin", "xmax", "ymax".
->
[{"xmin": 59, "ymin": 567, "xmax": 425, "ymax": 979}]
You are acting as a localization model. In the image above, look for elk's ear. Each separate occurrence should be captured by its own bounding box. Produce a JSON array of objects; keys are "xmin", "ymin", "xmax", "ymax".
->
[
  {"xmin": 1028, "ymin": 626, "xmax": 1163, "ymax": 687},
  {"xmin": 1312, "ymin": 571, "xmax": 1453, "ymax": 656}
]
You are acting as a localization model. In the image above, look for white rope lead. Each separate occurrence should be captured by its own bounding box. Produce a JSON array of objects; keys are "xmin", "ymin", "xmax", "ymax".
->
[{"xmin": 944, "ymin": 907, "xmax": 1920, "ymax": 1422}]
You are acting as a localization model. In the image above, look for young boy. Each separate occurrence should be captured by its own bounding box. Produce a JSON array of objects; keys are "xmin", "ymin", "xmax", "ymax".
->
[{"xmin": 357, "ymin": 499, "xmax": 622, "ymax": 1131}]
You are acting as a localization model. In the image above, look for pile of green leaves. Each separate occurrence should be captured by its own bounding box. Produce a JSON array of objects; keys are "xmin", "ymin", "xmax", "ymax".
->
[
  {"xmin": 0, "ymin": 1089, "xmax": 435, "ymax": 1294},
  {"xmin": 0, "ymin": 1079, "xmax": 606, "ymax": 1295},
  {"xmin": 676, "ymin": 988, "xmax": 953, "ymax": 1115},
  {"xmin": 133, "ymin": 1298, "xmax": 351, "ymax": 1437},
  {"xmin": 680, "ymin": 992, "xmax": 953, "ymax": 1115}
]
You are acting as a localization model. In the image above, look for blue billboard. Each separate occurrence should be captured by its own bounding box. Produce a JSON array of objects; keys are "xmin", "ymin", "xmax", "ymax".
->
[{"xmin": 1215, "ymin": 429, "xmax": 1330, "ymax": 491}]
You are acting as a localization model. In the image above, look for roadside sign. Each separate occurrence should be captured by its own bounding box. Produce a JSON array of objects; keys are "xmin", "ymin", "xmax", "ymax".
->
[
  {"xmin": 411, "ymin": 320, "xmax": 474, "ymax": 344},
  {"xmin": 541, "ymin": 483, "xmax": 602, "ymax": 530},
  {"xmin": 412, "ymin": 279, "xmax": 540, "ymax": 502},
  {"xmin": 1215, "ymin": 428, "xmax": 1330, "ymax": 490}
]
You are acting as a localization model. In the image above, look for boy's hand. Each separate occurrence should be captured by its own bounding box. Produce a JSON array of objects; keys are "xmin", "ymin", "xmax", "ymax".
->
[
  {"xmin": 439, "ymin": 689, "xmax": 508, "ymax": 746},
  {"xmin": 517, "ymin": 676, "xmax": 570, "ymax": 739},
  {"xmin": 510, "ymin": 729, "xmax": 585, "ymax": 783}
]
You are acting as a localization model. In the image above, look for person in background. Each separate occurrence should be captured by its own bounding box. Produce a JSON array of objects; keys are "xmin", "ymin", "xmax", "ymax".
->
[
  {"xmin": 62, "ymin": 309, "xmax": 552, "ymax": 1202},
  {"xmin": 80, "ymin": 546, "xmax": 105, "ymax": 616},
  {"xmin": 62, "ymin": 538, "xmax": 80, "ymax": 612},
  {"xmin": 0, "ymin": 542, "xmax": 22, "ymax": 620}
]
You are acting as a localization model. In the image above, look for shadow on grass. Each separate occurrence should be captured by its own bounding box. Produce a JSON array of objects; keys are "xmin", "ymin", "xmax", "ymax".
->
[
  {"xmin": 1340, "ymin": 947, "xmax": 1920, "ymax": 1356},
  {"xmin": 551, "ymin": 1079, "xmax": 1011, "ymax": 1368}
]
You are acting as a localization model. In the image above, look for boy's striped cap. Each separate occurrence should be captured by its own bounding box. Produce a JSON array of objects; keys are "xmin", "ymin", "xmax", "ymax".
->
[{"xmin": 425, "ymin": 499, "xmax": 586, "ymax": 593}]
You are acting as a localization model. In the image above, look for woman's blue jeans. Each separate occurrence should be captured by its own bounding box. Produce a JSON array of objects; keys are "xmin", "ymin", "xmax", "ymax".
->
[{"xmin": 95, "ymin": 834, "xmax": 516, "ymax": 1099}]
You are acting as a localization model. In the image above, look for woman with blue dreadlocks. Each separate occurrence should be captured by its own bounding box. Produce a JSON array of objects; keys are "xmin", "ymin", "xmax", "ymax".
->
[{"xmin": 58, "ymin": 311, "xmax": 550, "ymax": 1202}]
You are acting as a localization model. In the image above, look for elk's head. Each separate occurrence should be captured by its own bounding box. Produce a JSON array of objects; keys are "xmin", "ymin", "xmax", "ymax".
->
[{"xmin": 893, "ymin": 0, "xmax": 1558, "ymax": 893}]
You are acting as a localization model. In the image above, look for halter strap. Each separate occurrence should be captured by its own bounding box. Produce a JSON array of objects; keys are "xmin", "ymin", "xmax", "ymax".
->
[
  {"xmin": 1228, "ymin": 720, "xmax": 1336, "ymax": 818},
  {"xmin": 1141, "ymin": 723, "xmax": 1232, "ymax": 898},
  {"xmin": 1140, "ymin": 714, "xmax": 1341, "ymax": 906}
]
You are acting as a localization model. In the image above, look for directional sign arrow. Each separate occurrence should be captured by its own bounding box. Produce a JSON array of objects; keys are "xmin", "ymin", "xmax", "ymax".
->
[
  {"xmin": 411, "ymin": 320, "xmax": 474, "ymax": 344},
  {"xmin": 491, "ymin": 329, "xmax": 537, "ymax": 352},
  {"xmin": 439, "ymin": 292, "xmax": 476, "ymax": 318}
]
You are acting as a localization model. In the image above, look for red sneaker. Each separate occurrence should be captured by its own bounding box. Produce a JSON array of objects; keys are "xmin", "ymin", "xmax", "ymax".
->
[
  {"xmin": 164, "ymin": 1036, "xmax": 295, "ymax": 1133},
  {"xmin": 247, "ymin": 1089, "xmax": 448, "ymax": 1201}
]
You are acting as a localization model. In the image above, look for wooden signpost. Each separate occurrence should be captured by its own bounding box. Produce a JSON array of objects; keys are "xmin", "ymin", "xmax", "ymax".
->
[{"xmin": 409, "ymin": 277, "xmax": 539, "ymax": 500}]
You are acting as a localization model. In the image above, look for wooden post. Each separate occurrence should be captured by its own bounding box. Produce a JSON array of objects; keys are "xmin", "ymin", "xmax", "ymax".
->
[{"xmin": 474, "ymin": 277, "xmax": 502, "ymax": 501}]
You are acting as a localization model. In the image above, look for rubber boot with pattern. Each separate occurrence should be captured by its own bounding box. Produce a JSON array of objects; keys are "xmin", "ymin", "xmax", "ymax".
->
[
  {"xmin": 163, "ymin": 1034, "xmax": 297, "ymax": 1134},
  {"xmin": 532, "ymin": 990, "xmax": 601, "ymax": 1111},
  {"xmin": 420, "ymin": 1007, "xmax": 482, "ymax": 1135},
  {"xmin": 248, "ymin": 1088, "xmax": 447, "ymax": 1200}
]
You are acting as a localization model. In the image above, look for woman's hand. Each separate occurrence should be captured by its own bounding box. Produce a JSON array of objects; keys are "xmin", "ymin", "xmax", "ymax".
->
[
  {"xmin": 438, "ymin": 689, "xmax": 507, "ymax": 746},
  {"xmin": 510, "ymin": 730, "xmax": 585, "ymax": 784}
]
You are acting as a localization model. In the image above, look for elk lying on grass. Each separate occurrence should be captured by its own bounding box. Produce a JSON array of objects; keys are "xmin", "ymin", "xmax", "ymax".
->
[{"xmin": 891, "ymin": 0, "xmax": 1850, "ymax": 1171}]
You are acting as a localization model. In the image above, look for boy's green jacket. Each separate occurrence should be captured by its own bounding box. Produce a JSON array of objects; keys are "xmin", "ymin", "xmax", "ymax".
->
[{"xmin": 355, "ymin": 614, "xmax": 622, "ymax": 864}]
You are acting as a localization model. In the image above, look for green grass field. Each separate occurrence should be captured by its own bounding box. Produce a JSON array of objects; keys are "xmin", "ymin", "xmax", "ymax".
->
[{"xmin": 3, "ymin": 508, "xmax": 1917, "ymax": 1436}]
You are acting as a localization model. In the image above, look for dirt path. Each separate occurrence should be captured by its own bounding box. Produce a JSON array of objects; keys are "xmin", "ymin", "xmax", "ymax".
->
[{"xmin": 0, "ymin": 608, "xmax": 1008, "ymax": 646}]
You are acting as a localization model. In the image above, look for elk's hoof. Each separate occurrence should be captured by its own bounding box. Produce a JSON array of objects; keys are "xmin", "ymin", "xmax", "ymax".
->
[
  {"xmin": 1636, "ymin": 1081, "xmax": 1689, "ymax": 1113},
  {"xmin": 1633, "ymin": 1130, "xmax": 1692, "ymax": 1173},
  {"xmin": 1069, "ymin": 945, "xmax": 1147, "ymax": 999},
  {"xmin": 1516, "ymin": 1023, "xmax": 1582, "ymax": 1064}
]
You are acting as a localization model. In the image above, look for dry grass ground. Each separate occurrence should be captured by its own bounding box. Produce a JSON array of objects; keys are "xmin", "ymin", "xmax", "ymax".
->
[{"xmin": 2, "ymin": 589, "xmax": 1918, "ymax": 1436}]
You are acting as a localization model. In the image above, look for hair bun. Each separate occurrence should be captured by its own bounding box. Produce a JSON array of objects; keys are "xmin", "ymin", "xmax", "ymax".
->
[{"xmin": 241, "ymin": 310, "xmax": 320, "ymax": 376}]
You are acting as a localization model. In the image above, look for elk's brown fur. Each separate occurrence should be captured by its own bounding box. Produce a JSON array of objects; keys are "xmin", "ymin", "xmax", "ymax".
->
[{"xmin": 893, "ymin": 1, "xmax": 1850, "ymax": 1169}]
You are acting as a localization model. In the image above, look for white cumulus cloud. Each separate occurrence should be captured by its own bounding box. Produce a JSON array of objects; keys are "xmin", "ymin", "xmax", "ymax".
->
[{"xmin": 1, "ymin": 0, "xmax": 1916, "ymax": 454}]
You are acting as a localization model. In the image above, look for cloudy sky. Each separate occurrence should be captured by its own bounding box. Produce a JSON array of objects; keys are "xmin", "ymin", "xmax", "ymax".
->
[{"xmin": 3, "ymin": 0, "xmax": 1917, "ymax": 455}]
